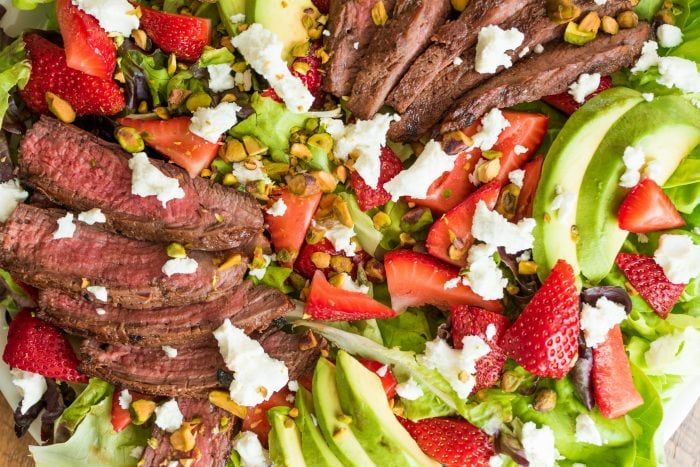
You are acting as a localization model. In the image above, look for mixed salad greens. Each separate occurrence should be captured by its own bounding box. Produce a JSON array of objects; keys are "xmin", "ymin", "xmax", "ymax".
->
[{"xmin": 0, "ymin": 0, "xmax": 698, "ymax": 465}]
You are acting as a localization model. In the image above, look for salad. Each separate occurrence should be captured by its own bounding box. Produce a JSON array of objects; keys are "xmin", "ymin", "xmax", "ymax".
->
[{"xmin": 0, "ymin": 0, "xmax": 698, "ymax": 466}]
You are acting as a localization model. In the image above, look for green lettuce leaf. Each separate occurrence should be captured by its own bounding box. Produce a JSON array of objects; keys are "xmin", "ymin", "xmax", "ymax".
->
[
  {"xmin": 375, "ymin": 307, "xmax": 438, "ymax": 354},
  {"xmin": 54, "ymin": 378, "xmax": 112, "ymax": 437},
  {"xmin": 635, "ymin": 0, "xmax": 666, "ymax": 21},
  {"xmin": 668, "ymin": 0, "xmax": 700, "ymax": 62},
  {"xmin": 337, "ymin": 192, "xmax": 383, "ymax": 258},
  {"xmin": 0, "ymin": 37, "xmax": 31, "ymax": 125},
  {"xmin": 250, "ymin": 265, "xmax": 294, "ymax": 293},
  {"xmin": 120, "ymin": 49, "xmax": 171, "ymax": 107},
  {"xmin": 664, "ymin": 146, "xmax": 700, "ymax": 215},
  {"xmin": 11, "ymin": 0, "xmax": 53, "ymax": 10},
  {"xmin": 198, "ymin": 47, "xmax": 235, "ymax": 67}
]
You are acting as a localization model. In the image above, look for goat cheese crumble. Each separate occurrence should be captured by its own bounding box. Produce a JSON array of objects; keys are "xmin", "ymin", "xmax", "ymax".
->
[
  {"xmin": 229, "ymin": 13, "xmax": 246, "ymax": 24},
  {"xmin": 550, "ymin": 185, "xmax": 576, "ymax": 224},
  {"xmin": 453, "ymin": 56, "xmax": 463, "ymax": 66},
  {"xmin": 336, "ymin": 272, "xmax": 370, "ymax": 294},
  {"xmin": 485, "ymin": 323, "xmax": 497, "ymax": 341},
  {"xmin": 395, "ymin": 377, "xmax": 423, "ymax": 400},
  {"xmin": 619, "ymin": 145, "xmax": 645, "ymax": 188},
  {"xmin": 129, "ymin": 152, "xmax": 185, "ymax": 207},
  {"xmin": 118, "ymin": 389, "xmax": 132, "ymax": 410},
  {"xmin": 234, "ymin": 431, "xmax": 270, "ymax": 467},
  {"xmin": 53, "ymin": 212, "xmax": 76, "ymax": 240},
  {"xmin": 575, "ymin": 414, "xmax": 604, "ymax": 446},
  {"xmin": 77, "ymin": 208, "xmax": 106, "ymax": 225},
  {"xmin": 162, "ymin": 257, "xmax": 198, "ymax": 277},
  {"xmin": 471, "ymin": 201, "xmax": 536, "ymax": 254},
  {"xmin": 322, "ymin": 221, "xmax": 357, "ymax": 257},
  {"xmin": 376, "ymin": 365, "xmax": 389, "ymax": 377},
  {"xmin": 642, "ymin": 93, "xmax": 654, "ymax": 102},
  {"xmin": 0, "ymin": 179, "xmax": 27, "ymax": 222},
  {"xmin": 461, "ymin": 243, "xmax": 507, "ymax": 300},
  {"xmin": 232, "ymin": 159, "xmax": 270, "ymax": 185},
  {"xmin": 162, "ymin": 345, "xmax": 178, "ymax": 358},
  {"xmin": 11, "ymin": 369, "xmax": 46, "ymax": 415},
  {"xmin": 471, "ymin": 108, "xmax": 511, "ymax": 151},
  {"xmin": 248, "ymin": 254, "xmax": 273, "ymax": 280},
  {"xmin": 521, "ymin": 422, "xmax": 560, "ymax": 467},
  {"xmin": 580, "ymin": 296, "xmax": 628, "ymax": 348},
  {"xmin": 475, "ymin": 25, "xmax": 525, "ymax": 74},
  {"xmin": 384, "ymin": 140, "xmax": 457, "ymax": 200},
  {"xmin": 207, "ymin": 64, "xmax": 236, "ymax": 92},
  {"xmin": 508, "ymin": 169, "xmax": 525, "ymax": 188},
  {"xmin": 86, "ymin": 285, "xmax": 109, "ymax": 302},
  {"xmin": 189, "ymin": 102, "xmax": 241, "ymax": 143},
  {"xmin": 568, "ymin": 73, "xmax": 601, "ymax": 104},
  {"xmin": 71, "ymin": 0, "xmax": 139, "ymax": 36},
  {"xmin": 657, "ymin": 24, "xmax": 684, "ymax": 48},
  {"xmin": 266, "ymin": 199, "xmax": 287, "ymax": 217},
  {"xmin": 420, "ymin": 336, "xmax": 491, "ymax": 398},
  {"xmin": 654, "ymin": 234, "xmax": 700, "ymax": 284},
  {"xmin": 632, "ymin": 41, "xmax": 700, "ymax": 93},
  {"xmin": 96, "ymin": 308, "xmax": 107, "ymax": 316},
  {"xmin": 155, "ymin": 399, "xmax": 183, "ymax": 433}
]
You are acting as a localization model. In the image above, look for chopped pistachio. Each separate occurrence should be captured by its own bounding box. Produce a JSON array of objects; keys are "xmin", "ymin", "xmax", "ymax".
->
[
  {"xmin": 330, "ymin": 255, "xmax": 353, "ymax": 273},
  {"xmin": 564, "ymin": 21, "xmax": 597, "ymax": 45},
  {"xmin": 224, "ymin": 139, "xmax": 248, "ymax": 163},
  {"xmin": 208, "ymin": 390, "xmax": 247, "ymax": 418},
  {"xmin": 533, "ymin": 388, "xmax": 557, "ymax": 412},
  {"xmin": 290, "ymin": 143, "xmax": 313, "ymax": 160},
  {"xmin": 601, "ymin": 15, "xmax": 619, "ymax": 34},
  {"xmin": 399, "ymin": 232, "xmax": 416, "ymax": 247},
  {"xmin": 115, "ymin": 126, "xmax": 145, "ymax": 153},
  {"xmin": 185, "ymin": 91, "xmax": 213, "ymax": 112},
  {"xmin": 311, "ymin": 251, "xmax": 331, "ymax": 269},
  {"xmin": 372, "ymin": 1, "xmax": 388, "ymax": 25},
  {"xmin": 292, "ymin": 60, "xmax": 311, "ymax": 75},
  {"xmin": 501, "ymin": 371, "xmax": 525, "ymax": 393},
  {"xmin": 307, "ymin": 133, "xmax": 334, "ymax": 153},
  {"xmin": 46, "ymin": 92, "xmax": 76, "ymax": 123},
  {"xmin": 131, "ymin": 400, "xmax": 157, "ymax": 425},
  {"xmin": 222, "ymin": 173, "xmax": 238, "ymax": 186},
  {"xmin": 337, "ymin": 414, "xmax": 352, "ymax": 424},
  {"xmin": 218, "ymin": 254, "xmax": 242, "ymax": 272},
  {"xmin": 291, "ymin": 41, "xmax": 311, "ymax": 58},
  {"xmin": 154, "ymin": 106, "xmax": 170, "ymax": 120},
  {"xmin": 166, "ymin": 242, "xmax": 187, "ymax": 259},
  {"xmin": 200, "ymin": 168, "xmax": 213, "ymax": 178},
  {"xmin": 288, "ymin": 173, "xmax": 321, "ymax": 197},
  {"xmin": 579, "ymin": 11, "xmax": 601, "ymax": 33},
  {"xmin": 132, "ymin": 29, "xmax": 149, "ymax": 50},
  {"xmin": 311, "ymin": 171, "xmax": 338, "ymax": 193},
  {"xmin": 167, "ymin": 53, "xmax": 177, "ymax": 76},
  {"xmin": 518, "ymin": 261, "xmax": 538, "ymax": 275},
  {"xmin": 306, "ymin": 226, "xmax": 326, "ymax": 245},
  {"xmin": 365, "ymin": 258, "xmax": 386, "ymax": 282},
  {"xmin": 242, "ymin": 135, "xmax": 268, "ymax": 156},
  {"xmin": 146, "ymin": 437, "xmax": 159, "ymax": 449},
  {"xmin": 298, "ymin": 330, "xmax": 318, "ymax": 351},
  {"xmin": 546, "ymin": 0, "xmax": 581, "ymax": 23},
  {"xmin": 288, "ymin": 408, "xmax": 300, "ymax": 418},
  {"xmin": 333, "ymin": 165, "xmax": 348, "ymax": 183},
  {"xmin": 476, "ymin": 158, "xmax": 501, "ymax": 183},
  {"xmin": 170, "ymin": 422, "xmax": 197, "ymax": 452},
  {"xmin": 333, "ymin": 427, "xmax": 349, "ymax": 439},
  {"xmin": 481, "ymin": 149, "xmax": 502, "ymax": 160},
  {"xmin": 373, "ymin": 212, "xmax": 392, "ymax": 230},
  {"xmin": 276, "ymin": 248, "xmax": 297, "ymax": 264},
  {"xmin": 448, "ymin": 244, "xmax": 468, "ymax": 262},
  {"xmin": 617, "ymin": 10, "xmax": 639, "ymax": 28},
  {"xmin": 332, "ymin": 198, "xmax": 354, "ymax": 227},
  {"xmin": 496, "ymin": 184, "xmax": 520, "ymax": 220}
]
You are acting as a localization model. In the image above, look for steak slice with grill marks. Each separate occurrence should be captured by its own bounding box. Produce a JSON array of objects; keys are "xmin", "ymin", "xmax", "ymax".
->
[
  {"xmin": 37, "ymin": 283, "xmax": 293, "ymax": 346},
  {"xmin": 439, "ymin": 24, "xmax": 650, "ymax": 133},
  {"xmin": 346, "ymin": 0, "xmax": 452, "ymax": 119},
  {"xmin": 19, "ymin": 116, "xmax": 264, "ymax": 252},
  {"xmin": 0, "ymin": 204, "xmax": 247, "ymax": 309}
]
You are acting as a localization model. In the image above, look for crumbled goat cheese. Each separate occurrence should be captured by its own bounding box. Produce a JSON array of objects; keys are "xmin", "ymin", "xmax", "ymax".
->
[
  {"xmin": 568, "ymin": 73, "xmax": 601, "ymax": 104},
  {"xmin": 353, "ymin": 41, "xmax": 359, "ymax": 50},
  {"xmin": 462, "ymin": 243, "xmax": 507, "ymax": 300},
  {"xmin": 384, "ymin": 140, "xmax": 457, "ymax": 200},
  {"xmin": 285, "ymin": 393, "xmax": 296, "ymax": 403},
  {"xmin": 471, "ymin": 201, "xmax": 536, "ymax": 254},
  {"xmin": 471, "ymin": 108, "xmax": 511, "ymax": 151},
  {"xmin": 129, "ymin": 447, "xmax": 144, "ymax": 459},
  {"xmin": 155, "ymin": 399, "xmax": 184, "ymax": 433},
  {"xmin": 118, "ymin": 389, "xmax": 132, "ymax": 410},
  {"xmin": 266, "ymin": 199, "xmax": 287, "ymax": 217},
  {"xmin": 619, "ymin": 145, "xmax": 645, "ymax": 188},
  {"xmin": 189, "ymin": 102, "xmax": 241, "ymax": 143},
  {"xmin": 645, "ymin": 327, "xmax": 700, "ymax": 376},
  {"xmin": 129, "ymin": 152, "xmax": 185, "ymax": 207},
  {"xmin": 0, "ymin": 179, "xmax": 27, "ymax": 221},
  {"xmin": 232, "ymin": 24, "xmax": 314, "ymax": 113},
  {"xmin": 581, "ymin": 297, "xmax": 627, "ymax": 348},
  {"xmin": 395, "ymin": 377, "xmax": 423, "ymax": 400},
  {"xmin": 229, "ymin": 13, "xmax": 246, "ymax": 23},
  {"xmin": 508, "ymin": 169, "xmax": 525, "ymax": 188},
  {"xmin": 288, "ymin": 380, "xmax": 299, "ymax": 392},
  {"xmin": 637, "ymin": 233, "xmax": 649, "ymax": 244},
  {"xmin": 513, "ymin": 145, "xmax": 528, "ymax": 155},
  {"xmin": 594, "ymin": 0, "xmax": 607, "ymax": 4},
  {"xmin": 644, "ymin": 159, "xmax": 663, "ymax": 184},
  {"xmin": 489, "ymin": 454, "xmax": 509, "ymax": 467},
  {"xmin": 443, "ymin": 277, "xmax": 461, "ymax": 290},
  {"xmin": 336, "ymin": 272, "xmax": 370, "ymax": 294},
  {"xmin": 77, "ymin": 208, "xmax": 106, "ymax": 225},
  {"xmin": 475, "ymin": 25, "xmax": 524, "ymax": 74},
  {"xmin": 376, "ymin": 365, "xmax": 389, "ymax": 377},
  {"xmin": 534, "ymin": 44, "xmax": 545, "ymax": 54},
  {"xmin": 86, "ymin": 285, "xmax": 109, "ymax": 302},
  {"xmin": 550, "ymin": 185, "xmax": 577, "ymax": 224},
  {"xmin": 657, "ymin": 56, "xmax": 700, "ymax": 93},
  {"xmin": 420, "ymin": 336, "xmax": 491, "ymax": 398},
  {"xmin": 162, "ymin": 257, "xmax": 198, "ymax": 277},
  {"xmin": 642, "ymin": 93, "xmax": 654, "ymax": 102},
  {"xmin": 214, "ymin": 319, "xmax": 289, "ymax": 406},
  {"xmin": 162, "ymin": 346, "xmax": 178, "ymax": 358},
  {"xmin": 485, "ymin": 323, "xmax": 497, "ymax": 341},
  {"xmin": 96, "ymin": 308, "xmax": 106, "ymax": 316},
  {"xmin": 208, "ymin": 63, "xmax": 236, "ymax": 92},
  {"xmin": 11, "ymin": 369, "xmax": 46, "ymax": 415},
  {"xmin": 518, "ymin": 46, "xmax": 531, "ymax": 58},
  {"xmin": 232, "ymin": 159, "xmax": 270, "ymax": 185},
  {"xmin": 521, "ymin": 422, "xmax": 560, "ymax": 467},
  {"xmin": 248, "ymin": 254, "xmax": 273, "ymax": 280},
  {"xmin": 72, "ymin": 0, "xmax": 139, "ymax": 36},
  {"xmin": 234, "ymin": 431, "xmax": 270, "ymax": 467},
  {"xmin": 575, "ymin": 414, "xmax": 604, "ymax": 446},
  {"xmin": 654, "ymin": 234, "xmax": 700, "ymax": 284},
  {"xmin": 453, "ymin": 56, "xmax": 463, "ymax": 66},
  {"xmin": 632, "ymin": 41, "xmax": 660, "ymax": 73},
  {"xmin": 517, "ymin": 250, "xmax": 531, "ymax": 262},
  {"xmin": 322, "ymin": 221, "xmax": 357, "ymax": 257},
  {"xmin": 657, "ymin": 24, "xmax": 684, "ymax": 48},
  {"xmin": 323, "ymin": 29, "xmax": 331, "ymax": 37},
  {"xmin": 53, "ymin": 212, "xmax": 76, "ymax": 239}
]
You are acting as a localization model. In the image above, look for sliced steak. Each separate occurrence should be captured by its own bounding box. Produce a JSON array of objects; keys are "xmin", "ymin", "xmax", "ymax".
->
[
  {"xmin": 140, "ymin": 398, "xmax": 234, "ymax": 467},
  {"xmin": 440, "ymin": 24, "xmax": 650, "ymax": 133},
  {"xmin": 323, "ymin": 0, "xmax": 397, "ymax": 97},
  {"xmin": 19, "ymin": 116, "xmax": 264, "ymax": 252},
  {"xmin": 254, "ymin": 328, "xmax": 323, "ymax": 381},
  {"xmin": 37, "ymin": 283, "xmax": 293, "ymax": 346},
  {"xmin": 0, "ymin": 204, "xmax": 247, "ymax": 309},
  {"xmin": 346, "ymin": 0, "xmax": 452, "ymax": 119}
]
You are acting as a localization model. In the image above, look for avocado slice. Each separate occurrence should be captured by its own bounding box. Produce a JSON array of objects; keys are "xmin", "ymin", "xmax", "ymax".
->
[
  {"xmin": 268, "ymin": 406, "xmax": 307, "ymax": 467},
  {"xmin": 577, "ymin": 95, "xmax": 700, "ymax": 283},
  {"xmin": 532, "ymin": 87, "xmax": 644, "ymax": 280},
  {"xmin": 335, "ymin": 351, "xmax": 439, "ymax": 467},
  {"xmin": 312, "ymin": 357, "xmax": 376, "ymax": 467},
  {"xmin": 295, "ymin": 386, "xmax": 344, "ymax": 467},
  {"xmin": 246, "ymin": 0, "xmax": 317, "ymax": 60}
]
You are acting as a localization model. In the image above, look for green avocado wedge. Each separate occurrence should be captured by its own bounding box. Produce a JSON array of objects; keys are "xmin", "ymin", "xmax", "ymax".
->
[
  {"xmin": 295, "ymin": 386, "xmax": 344, "ymax": 467},
  {"xmin": 577, "ymin": 95, "xmax": 700, "ymax": 283},
  {"xmin": 245, "ymin": 0, "xmax": 317, "ymax": 59},
  {"xmin": 334, "ymin": 351, "xmax": 440, "ymax": 467},
  {"xmin": 532, "ymin": 87, "xmax": 644, "ymax": 281},
  {"xmin": 267, "ymin": 406, "xmax": 307, "ymax": 467}
]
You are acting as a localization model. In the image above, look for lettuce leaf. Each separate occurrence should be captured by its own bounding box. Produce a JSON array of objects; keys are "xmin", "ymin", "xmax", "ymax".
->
[
  {"xmin": 0, "ymin": 37, "xmax": 31, "ymax": 125},
  {"xmin": 54, "ymin": 378, "xmax": 111, "ymax": 437},
  {"xmin": 11, "ymin": 0, "xmax": 53, "ymax": 10},
  {"xmin": 120, "ymin": 49, "xmax": 171, "ymax": 108},
  {"xmin": 664, "ymin": 146, "xmax": 700, "ymax": 215},
  {"xmin": 375, "ymin": 308, "xmax": 436, "ymax": 354},
  {"xmin": 668, "ymin": 0, "xmax": 700, "ymax": 62}
]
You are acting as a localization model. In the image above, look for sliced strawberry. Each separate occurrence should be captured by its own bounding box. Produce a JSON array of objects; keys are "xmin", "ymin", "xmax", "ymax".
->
[
  {"xmin": 294, "ymin": 239, "xmax": 370, "ymax": 280},
  {"xmin": 618, "ymin": 179, "xmax": 685, "ymax": 233},
  {"xmin": 138, "ymin": 5, "xmax": 211, "ymax": 61},
  {"xmin": 543, "ymin": 76, "xmax": 613, "ymax": 115},
  {"xmin": 358, "ymin": 359, "xmax": 397, "ymax": 399},
  {"xmin": 56, "ymin": 0, "xmax": 116, "ymax": 79},
  {"xmin": 110, "ymin": 390, "xmax": 132, "ymax": 433},
  {"xmin": 514, "ymin": 155, "xmax": 544, "ymax": 221},
  {"xmin": 426, "ymin": 181, "xmax": 500, "ymax": 267},
  {"xmin": 117, "ymin": 117, "xmax": 220, "ymax": 178},
  {"xmin": 384, "ymin": 249, "xmax": 503, "ymax": 313},
  {"xmin": 306, "ymin": 270, "xmax": 397, "ymax": 321},
  {"xmin": 615, "ymin": 253, "xmax": 685, "ymax": 318},
  {"xmin": 399, "ymin": 417, "xmax": 494, "ymax": 467},
  {"xmin": 265, "ymin": 188, "xmax": 322, "ymax": 266},
  {"xmin": 3, "ymin": 310, "xmax": 87, "ymax": 383},
  {"xmin": 592, "ymin": 325, "xmax": 644, "ymax": 419},
  {"xmin": 261, "ymin": 42, "xmax": 324, "ymax": 105},
  {"xmin": 490, "ymin": 111, "xmax": 549, "ymax": 184},
  {"xmin": 20, "ymin": 34, "xmax": 125, "ymax": 116},
  {"xmin": 499, "ymin": 260, "xmax": 580, "ymax": 379},
  {"xmin": 350, "ymin": 146, "xmax": 404, "ymax": 211},
  {"xmin": 242, "ymin": 387, "xmax": 294, "ymax": 447}
]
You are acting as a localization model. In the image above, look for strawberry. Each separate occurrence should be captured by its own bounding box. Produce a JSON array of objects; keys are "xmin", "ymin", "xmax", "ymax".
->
[
  {"xmin": 358, "ymin": 359, "xmax": 397, "ymax": 399},
  {"xmin": 20, "ymin": 34, "xmax": 125, "ymax": 116},
  {"xmin": 543, "ymin": 75, "xmax": 613, "ymax": 114},
  {"xmin": 265, "ymin": 188, "xmax": 322, "ymax": 266},
  {"xmin": 138, "ymin": 5, "xmax": 211, "ymax": 61},
  {"xmin": 294, "ymin": 239, "xmax": 370, "ymax": 280},
  {"xmin": 350, "ymin": 146, "xmax": 404, "ymax": 211},
  {"xmin": 242, "ymin": 387, "xmax": 294, "ymax": 447},
  {"xmin": 615, "ymin": 253, "xmax": 685, "ymax": 318},
  {"xmin": 261, "ymin": 42, "xmax": 324, "ymax": 105},
  {"xmin": 426, "ymin": 181, "xmax": 500, "ymax": 267},
  {"xmin": 514, "ymin": 155, "xmax": 544, "ymax": 221},
  {"xmin": 451, "ymin": 305, "xmax": 510, "ymax": 392},
  {"xmin": 306, "ymin": 270, "xmax": 397, "ymax": 321},
  {"xmin": 618, "ymin": 179, "xmax": 685, "ymax": 233},
  {"xmin": 117, "ymin": 117, "xmax": 220, "ymax": 178},
  {"xmin": 3, "ymin": 310, "xmax": 87, "ymax": 383},
  {"xmin": 110, "ymin": 390, "xmax": 132, "ymax": 433},
  {"xmin": 490, "ymin": 111, "xmax": 549, "ymax": 184},
  {"xmin": 499, "ymin": 260, "xmax": 580, "ymax": 379},
  {"xmin": 312, "ymin": 0, "xmax": 330, "ymax": 14},
  {"xmin": 56, "ymin": 0, "xmax": 117, "ymax": 79},
  {"xmin": 399, "ymin": 417, "xmax": 494, "ymax": 467},
  {"xmin": 384, "ymin": 249, "xmax": 503, "ymax": 313}
]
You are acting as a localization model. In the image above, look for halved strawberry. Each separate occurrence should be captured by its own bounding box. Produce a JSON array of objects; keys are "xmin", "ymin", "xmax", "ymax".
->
[
  {"xmin": 543, "ymin": 76, "xmax": 613, "ymax": 115},
  {"xmin": 138, "ymin": 5, "xmax": 211, "ymax": 61},
  {"xmin": 499, "ymin": 260, "xmax": 579, "ymax": 379},
  {"xmin": 117, "ymin": 117, "xmax": 220, "ymax": 178},
  {"xmin": 384, "ymin": 249, "xmax": 503, "ymax": 312},
  {"xmin": 490, "ymin": 111, "xmax": 549, "ymax": 184},
  {"xmin": 426, "ymin": 181, "xmax": 500, "ymax": 267},
  {"xmin": 294, "ymin": 239, "xmax": 370, "ymax": 280},
  {"xmin": 306, "ymin": 270, "xmax": 397, "ymax": 321},
  {"xmin": 514, "ymin": 155, "xmax": 544, "ymax": 221},
  {"xmin": 615, "ymin": 253, "xmax": 685, "ymax": 318},
  {"xmin": 3, "ymin": 310, "xmax": 87, "ymax": 383},
  {"xmin": 56, "ymin": 0, "xmax": 117, "ymax": 79},
  {"xmin": 399, "ymin": 417, "xmax": 494, "ymax": 467},
  {"xmin": 358, "ymin": 358, "xmax": 397, "ymax": 399},
  {"xmin": 242, "ymin": 387, "xmax": 294, "ymax": 447},
  {"xmin": 350, "ymin": 146, "xmax": 404, "ymax": 211},
  {"xmin": 618, "ymin": 179, "xmax": 685, "ymax": 233},
  {"xmin": 110, "ymin": 391, "xmax": 132, "ymax": 433},
  {"xmin": 20, "ymin": 34, "xmax": 125, "ymax": 116}
]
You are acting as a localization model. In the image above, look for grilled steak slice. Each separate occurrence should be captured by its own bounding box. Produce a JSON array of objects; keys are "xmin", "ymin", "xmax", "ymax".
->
[
  {"xmin": 253, "ymin": 327, "xmax": 323, "ymax": 380},
  {"xmin": 323, "ymin": 0, "xmax": 397, "ymax": 97},
  {"xmin": 37, "ymin": 283, "xmax": 293, "ymax": 346},
  {"xmin": 0, "ymin": 204, "xmax": 247, "ymax": 309},
  {"xmin": 346, "ymin": 0, "xmax": 452, "ymax": 119},
  {"xmin": 440, "ymin": 24, "xmax": 650, "ymax": 133},
  {"xmin": 19, "ymin": 117, "xmax": 264, "ymax": 252},
  {"xmin": 140, "ymin": 398, "xmax": 234, "ymax": 467}
]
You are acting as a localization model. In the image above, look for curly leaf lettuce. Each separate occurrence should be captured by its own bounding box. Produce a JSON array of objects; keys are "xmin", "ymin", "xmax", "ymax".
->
[{"xmin": 0, "ymin": 37, "xmax": 31, "ymax": 125}]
